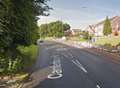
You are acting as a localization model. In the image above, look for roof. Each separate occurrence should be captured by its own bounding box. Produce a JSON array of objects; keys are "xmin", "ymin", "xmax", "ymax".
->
[
  {"xmin": 72, "ymin": 29, "xmax": 81, "ymax": 32},
  {"xmin": 111, "ymin": 16, "xmax": 120, "ymax": 29},
  {"xmin": 94, "ymin": 16, "xmax": 120, "ymax": 27}
]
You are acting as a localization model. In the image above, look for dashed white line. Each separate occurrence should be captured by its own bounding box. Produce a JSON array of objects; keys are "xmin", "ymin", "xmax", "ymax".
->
[
  {"xmin": 56, "ymin": 48, "xmax": 67, "ymax": 51},
  {"xmin": 72, "ymin": 60, "xmax": 78, "ymax": 65},
  {"xmin": 48, "ymin": 56, "xmax": 63, "ymax": 79},
  {"xmin": 75, "ymin": 60, "xmax": 88, "ymax": 73},
  {"xmin": 96, "ymin": 85, "xmax": 101, "ymax": 88},
  {"xmin": 72, "ymin": 60, "xmax": 88, "ymax": 73},
  {"xmin": 68, "ymin": 53, "xmax": 74, "ymax": 59},
  {"xmin": 62, "ymin": 52, "xmax": 74, "ymax": 59}
]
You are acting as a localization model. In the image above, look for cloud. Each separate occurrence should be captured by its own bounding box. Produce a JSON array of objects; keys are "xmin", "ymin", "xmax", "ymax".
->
[
  {"xmin": 37, "ymin": 16, "xmax": 58, "ymax": 26},
  {"xmin": 37, "ymin": 6, "xmax": 120, "ymax": 29}
]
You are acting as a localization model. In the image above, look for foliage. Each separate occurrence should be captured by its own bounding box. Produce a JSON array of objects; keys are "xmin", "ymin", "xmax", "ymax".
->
[
  {"xmin": 0, "ymin": 0, "xmax": 50, "ymax": 74},
  {"xmin": 0, "ymin": 56, "xmax": 8, "ymax": 73},
  {"xmin": 81, "ymin": 31, "xmax": 91, "ymax": 40},
  {"xmin": 116, "ymin": 42, "xmax": 120, "ymax": 47},
  {"xmin": 0, "ymin": 55, "xmax": 23, "ymax": 74},
  {"xmin": 93, "ymin": 36, "xmax": 120, "ymax": 46},
  {"xmin": 7, "ymin": 57, "xmax": 22, "ymax": 73},
  {"xmin": 17, "ymin": 45, "xmax": 38, "ymax": 68},
  {"xmin": 0, "ymin": 44, "xmax": 38, "ymax": 74},
  {"xmin": 103, "ymin": 43, "xmax": 112, "ymax": 50},
  {"xmin": 39, "ymin": 21, "xmax": 71, "ymax": 38},
  {"xmin": 67, "ymin": 36, "xmax": 87, "ymax": 42},
  {"xmin": 63, "ymin": 23, "xmax": 71, "ymax": 31},
  {"xmin": 103, "ymin": 16, "xmax": 112, "ymax": 36}
]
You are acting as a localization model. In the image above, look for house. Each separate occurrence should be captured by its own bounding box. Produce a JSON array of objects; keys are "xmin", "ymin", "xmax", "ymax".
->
[
  {"xmin": 72, "ymin": 29, "xmax": 81, "ymax": 35},
  {"xmin": 64, "ymin": 29, "xmax": 73, "ymax": 36},
  {"xmin": 64, "ymin": 29, "xmax": 81, "ymax": 36},
  {"xmin": 86, "ymin": 16, "xmax": 120, "ymax": 36}
]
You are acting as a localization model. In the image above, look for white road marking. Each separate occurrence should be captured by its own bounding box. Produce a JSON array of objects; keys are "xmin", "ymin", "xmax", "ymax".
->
[
  {"xmin": 61, "ymin": 52, "xmax": 73, "ymax": 59},
  {"xmin": 52, "ymin": 56, "xmax": 62, "ymax": 74},
  {"xmin": 75, "ymin": 60, "xmax": 88, "ymax": 73},
  {"xmin": 72, "ymin": 60, "xmax": 78, "ymax": 65},
  {"xmin": 48, "ymin": 55, "xmax": 63, "ymax": 79},
  {"xmin": 72, "ymin": 60, "xmax": 88, "ymax": 73},
  {"xmin": 68, "ymin": 53, "xmax": 74, "ymax": 59},
  {"xmin": 56, "ymin": 48, "xmax": 67, "ymax": 51},
  {"xmin": 96, "ymin": 85, "xmax": 101, "ymax": 88},
  {"xmin": 62, "ymin": 52, "xmax": 74, "ymax": 59},
  {"xmin": 45, "ymin": 45, "xmax": 60, "ymax": 50},
  {"xmin": 64, "ymin": 54, "xmax": 69, "ymax": 58},
  {"xmin": 48, "ymin": 74, "xmax": 63, "ymax": 79}
]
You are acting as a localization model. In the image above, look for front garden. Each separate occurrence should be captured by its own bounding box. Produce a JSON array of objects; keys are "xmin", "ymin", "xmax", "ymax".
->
[{"xmin": 93, "ymin": 36, "xmax": 120, "ymax": 54}]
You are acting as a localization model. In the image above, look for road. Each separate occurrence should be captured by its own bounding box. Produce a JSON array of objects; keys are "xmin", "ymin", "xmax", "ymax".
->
[{"xmin": 33, "ymin": 41, "xmax": 120, "ymax": 88}]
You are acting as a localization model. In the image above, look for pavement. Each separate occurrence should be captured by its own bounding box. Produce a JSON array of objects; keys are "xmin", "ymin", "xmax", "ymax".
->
[{"xmin": 23, "ymin": 41, "xmax": 120, "ymax": 88}]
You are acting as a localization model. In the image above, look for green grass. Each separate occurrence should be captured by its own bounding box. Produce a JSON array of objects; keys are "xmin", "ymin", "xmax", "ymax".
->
[
  {"xmin": 17, "ymin": 44, "xmax": 38, "ymax": 68},
  {"xmin": 67, "ymin": 36, "xmax": 87, "ymax": 42},
  {"xmin": 93, "ymin": 36, "xmax": 120, "ymax": 46},
  {"xmin": 44, "ymin": 37, "xmax": 55, "ymax": 40}
]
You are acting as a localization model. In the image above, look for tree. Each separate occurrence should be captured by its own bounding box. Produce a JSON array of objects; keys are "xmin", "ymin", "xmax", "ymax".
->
[
  {"xmin": 0, "ymin": 0, "xmax": 51, "ymax": 54},
  {"xmin": 82, "ymin": 31, "xmax": 90, "ymax": 40},
  {"xmin": 39, "ymin": 21, "xmax": 71, "ymax": 38},
  {"xmin": 103, "ymin": 16, "xmax": 112, "ymax": 36},
  {"xmin": 39, "ymin": 23, "xmax": 48, "ymax": 38},
  {"xmin": 63, "ymin": 23, "xmax": 71, "ymax": 31},
  {"xmin": 0, "ymin": 0, "xmax": 51, "ymax": 73}
]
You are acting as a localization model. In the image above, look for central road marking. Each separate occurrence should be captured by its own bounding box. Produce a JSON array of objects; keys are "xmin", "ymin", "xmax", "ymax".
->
[
  {"xmin": 46, "ymin": 45, "xmax": 62, "ymax": 50},
  {"xmin": 48, "ymin": 55, "xmax": 63, "ymax": 79},
  {"xmin": 62, "ymin": 52, "xmax": 74, "ymax": 60},
  {"xmin": 55, "ymin": 48, "xmax": 67, "ymax": 51},
  {"xmin": 52, "ymin": 57, "xmax": 62, "ymax": 74},
  {"xmin": 72, "ymin": 60, "xmax": 88, "ymax": 73}
]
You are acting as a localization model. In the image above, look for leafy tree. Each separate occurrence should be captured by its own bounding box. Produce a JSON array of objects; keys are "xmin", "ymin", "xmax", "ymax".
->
[
  {"xmin": 63, "ymin": 23, "xmax": 71, "ymax": 31},
  {"xmin": 39, "ymin": 23, "xmax": 48, "ymax": 38},
  {"xmin": 0, "ymin": 0, "xmax": 51, "ymax": 73},
  {"xmin": 103, "ymin": 16, "xmax": 112, "ymax": 36},
  {"xmin": 39, "ymin": 21, "xmax": 71, "ymax": 38},
  {"xmin": 83, "ymin": 31, "xmax": 89, "ymax": 39}
]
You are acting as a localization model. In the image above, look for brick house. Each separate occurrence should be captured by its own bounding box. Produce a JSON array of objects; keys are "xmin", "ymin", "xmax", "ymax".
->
[{"xmin": 86, "ymin": 16, "xmax": 120, "ymax": 36}]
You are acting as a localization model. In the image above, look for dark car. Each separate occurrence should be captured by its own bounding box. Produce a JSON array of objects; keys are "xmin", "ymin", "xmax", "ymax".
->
[{"xmin": 39, "ymin": 40, "xmax": 44, "ymax": 43}]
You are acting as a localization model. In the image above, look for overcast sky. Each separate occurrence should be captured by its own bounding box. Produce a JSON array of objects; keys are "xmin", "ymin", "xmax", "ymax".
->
[{"xmin": 38, "ymin": 0, "xmax": 120, "ymax": 29}]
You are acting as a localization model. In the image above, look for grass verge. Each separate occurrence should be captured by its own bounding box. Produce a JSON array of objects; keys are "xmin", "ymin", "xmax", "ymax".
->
[
  {"xmin": 17, "ymin": 44, "xmax": 38, "ymax": 70},
  {"xmin": 93, "ymin": 36, "xmax": 120, "ymax": 46}
]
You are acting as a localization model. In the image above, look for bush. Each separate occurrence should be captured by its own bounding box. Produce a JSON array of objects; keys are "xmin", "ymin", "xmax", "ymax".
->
[
  {"xmin": 103, "ymin": 43, "xmax": 115, "ymax": 50},
  {"xmin": 17, "ymin": 44, "xmax": 38, "ymax": 69},
  {"xmin": 81, "ymin": 31, "xmax": 91, "ymax": 40},
  {"xmin": 0, "ymin": 55, "xmax": 23, "ymax": 74},
  {"xmin": 0, "ymin": 44, "xmax": 38, "ymax": 75},
  {"xmin": 103, "ymin": 44, "xmax": 112, "ymax": 48},
  {"xmin": 0, "ymin": 56, "xmax": 8, "ymax": 73},
  {"xmin": 116, "ymin": 42, "xmax": 120, "ymax": 47}
]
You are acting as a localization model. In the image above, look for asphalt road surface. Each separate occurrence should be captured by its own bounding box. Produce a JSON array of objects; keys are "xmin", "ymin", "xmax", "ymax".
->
[{"xmin": 33, "ymin": 41, "xmax": 120, "ymax": 88}]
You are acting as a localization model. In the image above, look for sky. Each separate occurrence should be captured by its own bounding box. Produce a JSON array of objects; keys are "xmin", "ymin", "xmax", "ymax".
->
[{"xmin": 38, "ymin": 0, "xmax": 120, "ymax": 29}]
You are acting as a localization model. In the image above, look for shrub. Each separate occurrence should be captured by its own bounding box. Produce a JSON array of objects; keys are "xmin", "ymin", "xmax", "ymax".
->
[
  {"xmin": 0, "ymin": 56, "xmax": 8, "ymax": 73},
  {"xmin": 17, "ymin": 44, "xmax": 38, "ymax": 69},
  {"xmin": 103, "ymin": 43, "xmax": 111, "ymax": 47},
  {"xmin": 103, "ymin": 43, "xmax": 112, "ymax": 50},
  {"xmin": 0, "ymin": 44, "xmax": 38, "ymax": 74},
  {"xmin": 7, "ymin": 57, "xmax": 22, "ymax": 73},
  {"xmin": 0, "ymin": 55, "xmax": 23, "ymax": 74},
  {"xmin": 81, "ymin": 31, "xmax": 91, "ymax": 40},
  {"xmin": 116, "ymin": 42, "xmax": 120, "ymax": 47}
]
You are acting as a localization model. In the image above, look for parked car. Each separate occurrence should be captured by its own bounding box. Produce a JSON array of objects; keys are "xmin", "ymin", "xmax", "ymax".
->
[{"xmin": 37, "ymin": 39, "xmax": 44, "ymax": 44}]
